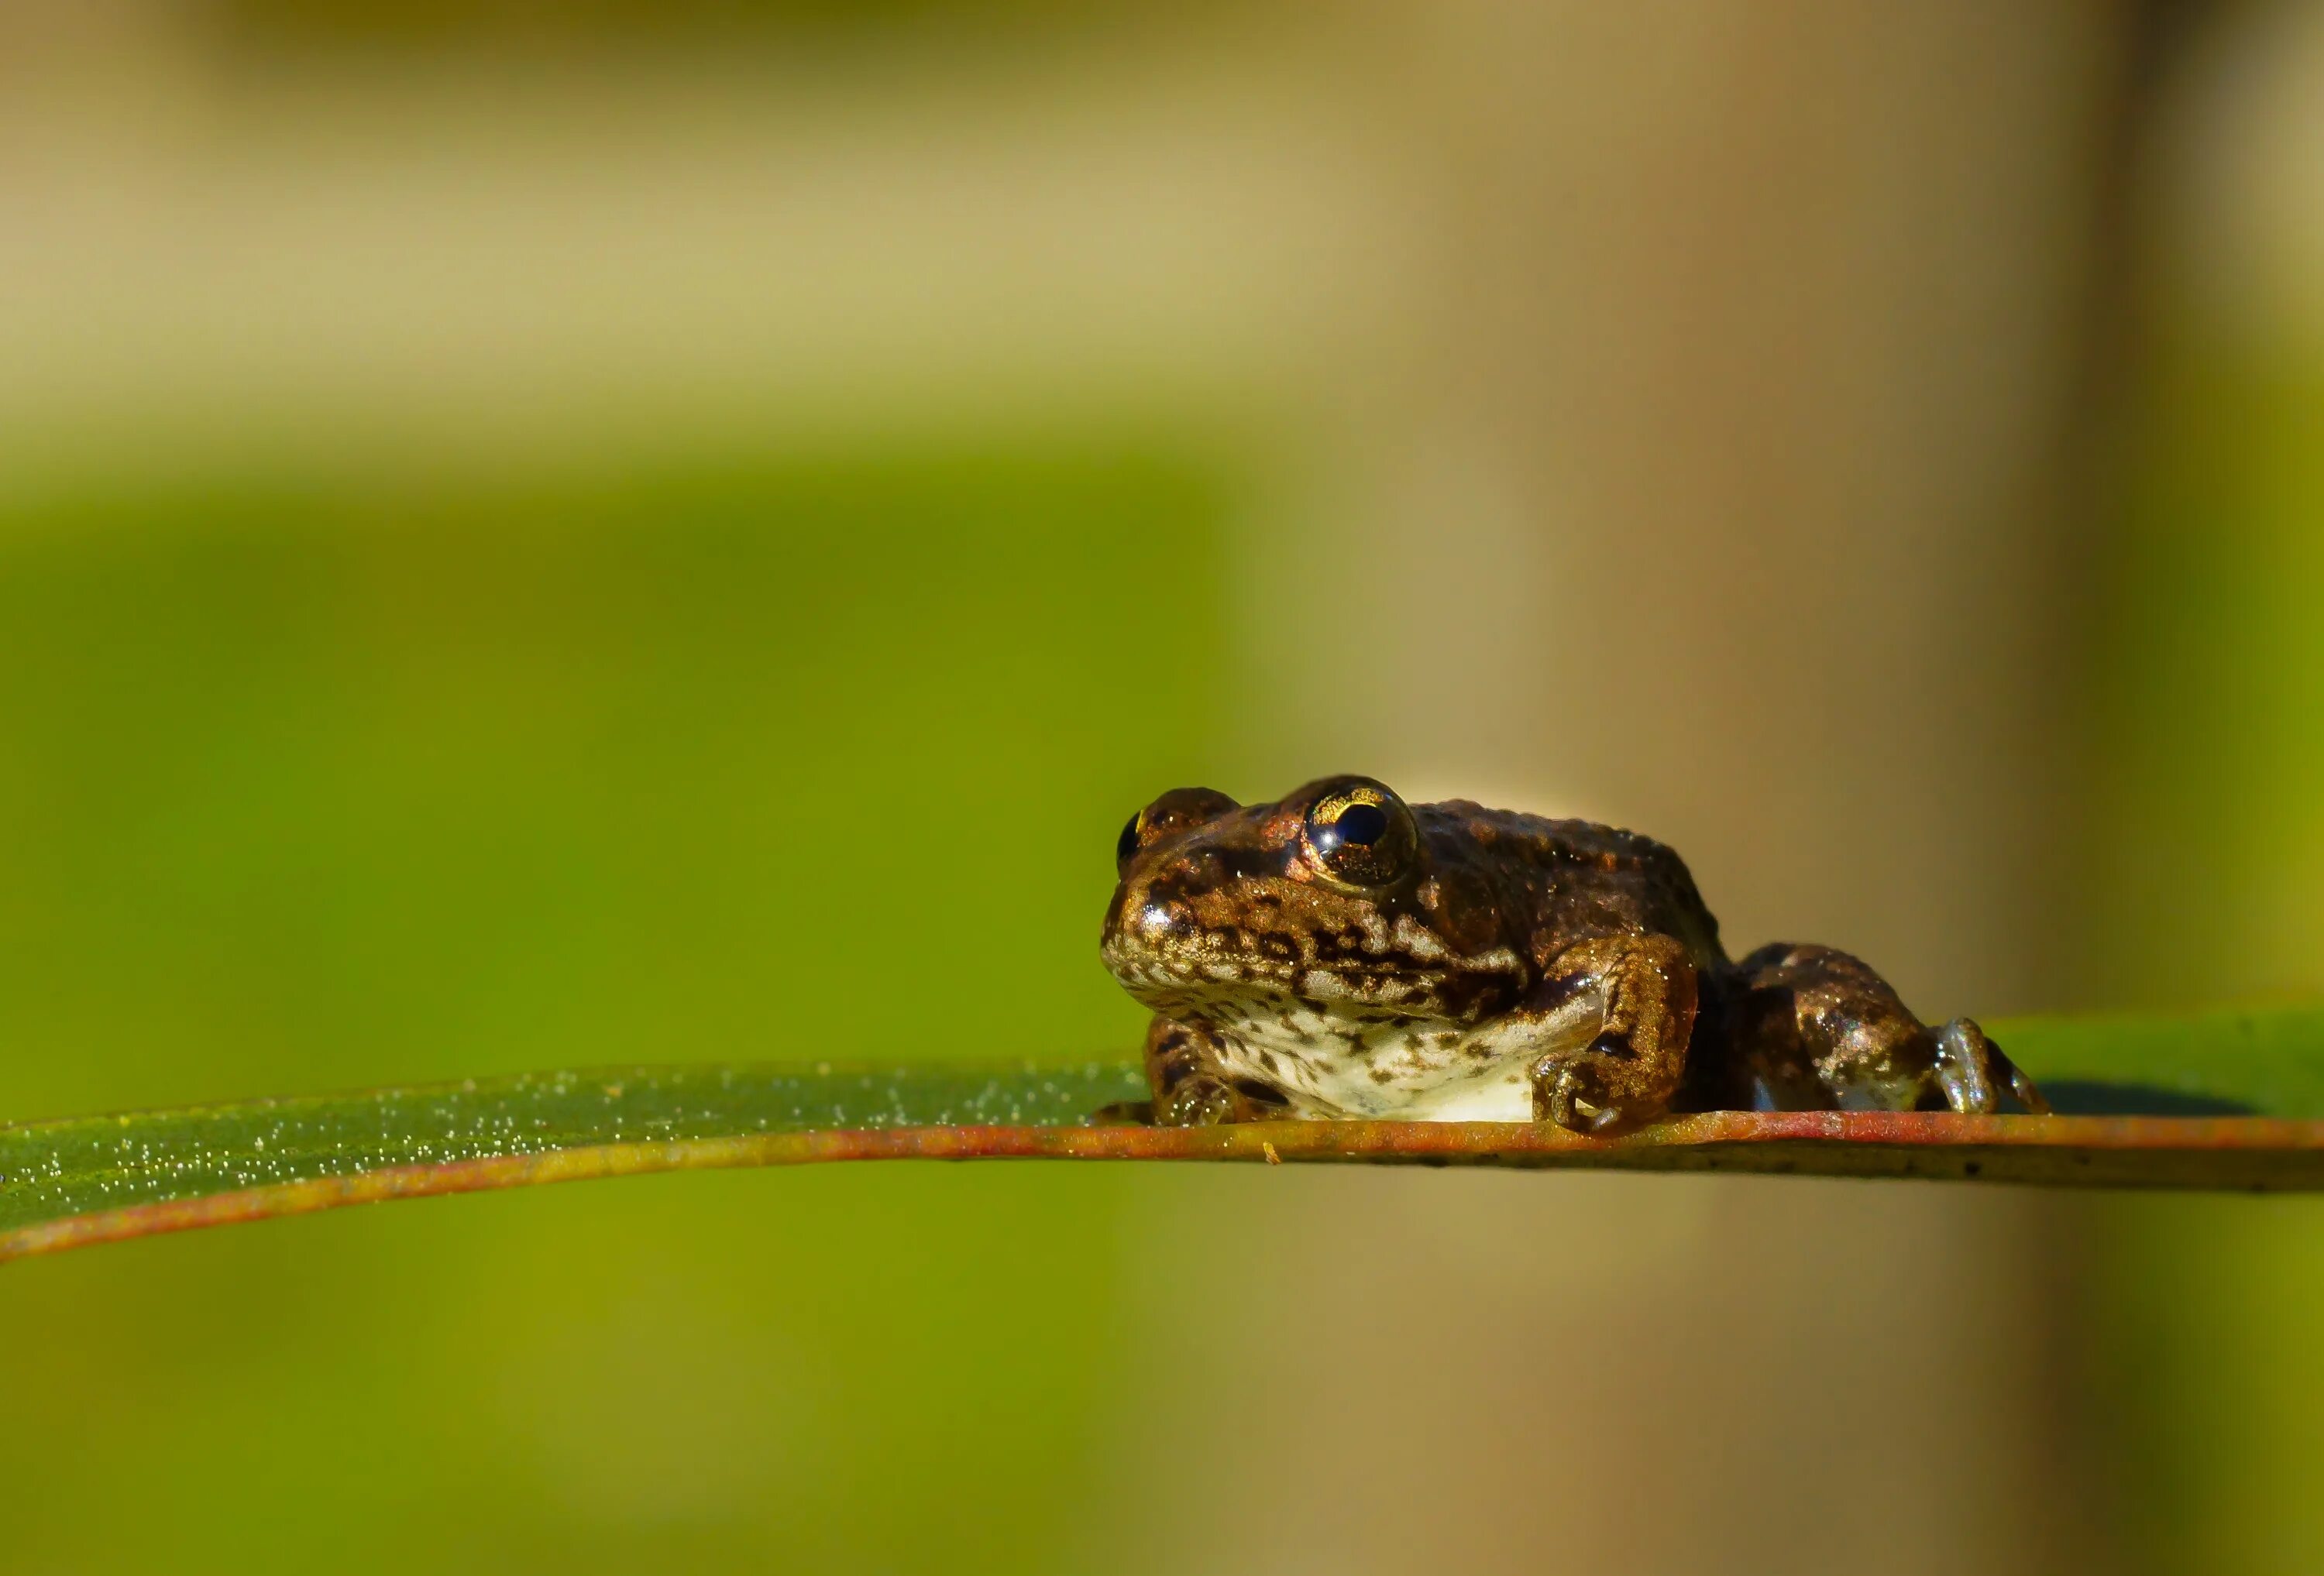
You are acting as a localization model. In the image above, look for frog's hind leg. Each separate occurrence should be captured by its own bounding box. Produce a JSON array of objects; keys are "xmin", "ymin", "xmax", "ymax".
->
[{"xmin": 1724, "ymin": 943, "xmax": 2050, "ymax": 1114}]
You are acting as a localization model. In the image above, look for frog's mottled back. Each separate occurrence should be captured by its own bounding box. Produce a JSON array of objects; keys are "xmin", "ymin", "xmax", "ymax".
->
[
  {"xmin": 1409, "ymin": 800, "xmax": 1729, "ymax": 977},
  {"xmin": 1100, "ymin": 774, "xmax": 2047, "ymax": 1128}
]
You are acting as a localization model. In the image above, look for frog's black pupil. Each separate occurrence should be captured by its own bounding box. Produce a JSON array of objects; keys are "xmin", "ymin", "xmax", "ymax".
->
[
  {"xmin": 1116, "ymin": 814, "xmax": 1143, "ymax": 864},
  {"xmin": 1334, "ymin": 802, "xmax": 1389, "ymax": 846}
]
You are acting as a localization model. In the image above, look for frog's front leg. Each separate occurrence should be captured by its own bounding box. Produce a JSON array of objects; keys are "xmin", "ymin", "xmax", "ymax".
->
[
  {"xmin": 1494, "ymin": 933, "xmax": 1698, "ymax": 1132},
  {"xmin": 1141, "ymin": 1015, "xmax": 1291, "ymax": 1126}
]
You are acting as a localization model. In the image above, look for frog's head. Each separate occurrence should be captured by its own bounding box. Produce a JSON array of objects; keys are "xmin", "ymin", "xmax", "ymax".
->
[{"xmin": 1099, "ymin": 775, "xmax": 1521, "ymax": 1026}]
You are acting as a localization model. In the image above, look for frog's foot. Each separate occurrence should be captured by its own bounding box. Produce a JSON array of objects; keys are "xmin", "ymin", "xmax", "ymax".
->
[
  {"xmin": 1933, "ymin": 1017, "xmax": 2051, "ymax": 1116},
  {"xmin": 1141, "ymin": 1015, "xmax": 1291, "ymax": 1126},
  {"xmin": 1153, "ymin": 1073, "xmax": 1294, "ymax": 1126},
  {"xmin": 1725, "ymin": 944, "xmax": 2050, "ymax": 1114},
  {"xmin": 1528, "ymin": 1056, "xmax": 1628, "ymax": 1133}
]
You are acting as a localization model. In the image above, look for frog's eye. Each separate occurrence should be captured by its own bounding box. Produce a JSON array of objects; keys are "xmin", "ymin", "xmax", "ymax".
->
[
  {"xmin": 1301, "ymin": 778, "xmax": 1418, "ymax": 889},
  {"xmin": 1116, "ymin": 787, "xmax": 1240, "ymax": 873}
]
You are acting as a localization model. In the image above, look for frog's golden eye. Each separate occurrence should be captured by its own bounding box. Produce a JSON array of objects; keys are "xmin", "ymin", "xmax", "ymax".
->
[
  {"xmin": 1301, "ymin": 778, "xmax": 1417, "ymax": 889},
  {"xmin": 1116, "ymin": 787, "xmax": 1240, "ymax": 873}
]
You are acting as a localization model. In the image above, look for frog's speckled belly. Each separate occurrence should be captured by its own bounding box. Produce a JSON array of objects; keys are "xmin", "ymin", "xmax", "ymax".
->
[{"xmin": 1206, "ymin": 1001, "xmax": 1538, "ymax": 1121}]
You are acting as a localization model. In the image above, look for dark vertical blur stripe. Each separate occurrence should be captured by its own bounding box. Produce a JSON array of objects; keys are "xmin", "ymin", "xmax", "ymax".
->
[{"xmin": 1129, "ymin": 5, "xmax": 2154, "ymax": 1572}]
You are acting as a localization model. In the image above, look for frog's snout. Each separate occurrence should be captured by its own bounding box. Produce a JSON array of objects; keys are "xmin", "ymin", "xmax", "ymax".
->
[
  {"xmin": 1100, "ymin": 865, "xmax": 1212, "ymax": 1002},
  {"xmin": 1122, "ymin": 898, "xmax": 1188, "ymax": 949},
  {"xmin": 1101, "ymin": 874, "xmax": 1190, "ymax": 963}
]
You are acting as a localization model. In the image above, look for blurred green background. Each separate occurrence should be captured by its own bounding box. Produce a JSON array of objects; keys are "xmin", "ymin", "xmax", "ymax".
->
[
  {"xmin": 0, "ymin": 450, "xmax": 1228, "ymax": 1116},
  {"xmin": 0, "ymin": 445, "xmax": 1232, "ymax": 1570},
  {"xmin": 4, "ymin": 1, "xmax": 2324, "ymax": 1571}
]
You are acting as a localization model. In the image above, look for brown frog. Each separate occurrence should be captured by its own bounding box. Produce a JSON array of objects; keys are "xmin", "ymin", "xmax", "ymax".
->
[{"xmin": 1099, "ymin": 775, "xmax": 2049, "ymax": 1131}]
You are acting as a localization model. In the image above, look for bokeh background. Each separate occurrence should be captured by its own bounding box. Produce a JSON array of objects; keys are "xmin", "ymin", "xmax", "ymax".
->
[{"xmin": 2, "ymin": 1, "xmax": 2322, "ymax": 1570}]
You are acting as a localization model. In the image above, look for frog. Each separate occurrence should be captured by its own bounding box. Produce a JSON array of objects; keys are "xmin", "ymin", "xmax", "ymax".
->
[{"xmin": 1098, "ymin": 775, "xmax": 2050, "ymax": 1131}]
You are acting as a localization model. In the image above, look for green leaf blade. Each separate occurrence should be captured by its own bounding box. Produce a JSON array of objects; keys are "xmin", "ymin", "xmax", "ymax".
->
[
  {"xmin": 0, "ymin": 1063, "xmax": 1147, "ymax": 1248},
  {"xmin": 9, "ymin": 1007, "xmax": 2324, "ymax": 1263}
]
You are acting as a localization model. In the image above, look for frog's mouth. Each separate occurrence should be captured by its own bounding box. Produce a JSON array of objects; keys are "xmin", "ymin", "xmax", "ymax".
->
[
  {"xmin": 1102, "ymin": 925, "xmax": 1466, "ymax": 1021},
  {"xmin": 1102, "ymin": 891, "xmax": 1528, "ymax": 1018}
]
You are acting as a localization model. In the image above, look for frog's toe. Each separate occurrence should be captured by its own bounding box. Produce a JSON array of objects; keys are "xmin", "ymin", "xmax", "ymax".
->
[
  {"xmin": 1530, "ymin": 1059, "xmax": 1578, "ymax": 1128},
  {"xmin": 1528, "ymin": 1057, "xmax": 1631, "ymax": 1134},
  {"xmin": 1930, "ymin": 1020, "xmax": 1997, "ymax": 1111}
]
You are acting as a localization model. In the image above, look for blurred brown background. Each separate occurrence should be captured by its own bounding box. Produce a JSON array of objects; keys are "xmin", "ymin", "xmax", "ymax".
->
[{"xmin": 5, "ymin": 1, "xmax": 2324, "ymax": 1571}]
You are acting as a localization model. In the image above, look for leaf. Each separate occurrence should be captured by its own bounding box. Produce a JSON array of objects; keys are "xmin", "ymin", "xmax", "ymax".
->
[
  {"xmin": 5, "ymin": 1008, "xmax": 2324, "ymax": 1263},
  {"xmin": 1996, "ymin": 1004, "xmax": 2324, "ymax": 1117}
]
